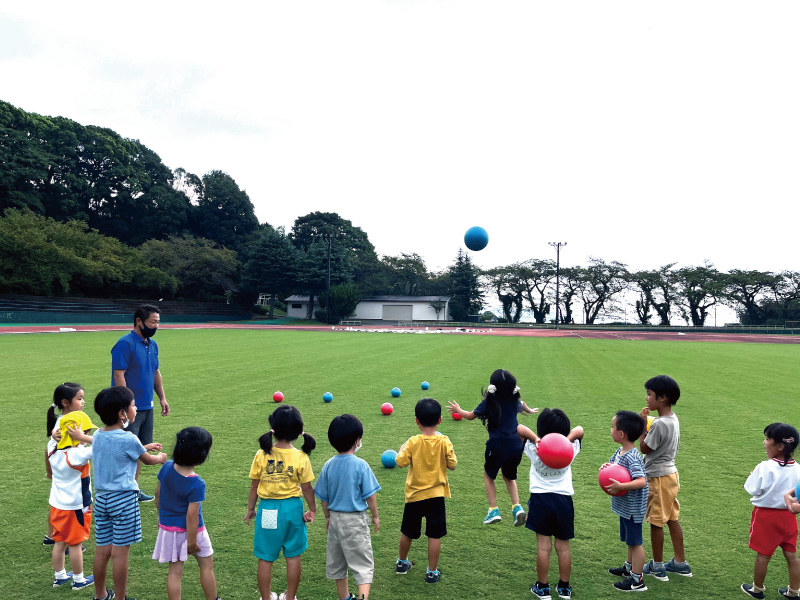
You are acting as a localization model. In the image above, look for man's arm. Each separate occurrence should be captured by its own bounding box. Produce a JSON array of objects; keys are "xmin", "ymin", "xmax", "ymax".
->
[
  {"xmin": 154, "ymin": 369, "xmax": 169, "ymax": 416},
  {"xmin": 113, "ymin": 369, "xmax": 127, "ymax": 387}
]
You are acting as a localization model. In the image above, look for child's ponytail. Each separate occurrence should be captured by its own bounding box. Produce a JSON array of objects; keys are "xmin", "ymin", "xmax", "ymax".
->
[
  {"xmin": 481, "ymin": 369, "xmax": 520, "ymax": 432},
  {"xmin": 48, "ymin": 382, "xmax": 82, "ymax": 437},
  {"xmin": 765, "ymin": 422, "xmax": 800, "ymax": 467},
  {"xmin": 259, "ymin": 430, "xmax": 274, "ymax": 455},
  {"xmin": 300, "ymin": 432, "xmax": 316, "ymax": 455}
]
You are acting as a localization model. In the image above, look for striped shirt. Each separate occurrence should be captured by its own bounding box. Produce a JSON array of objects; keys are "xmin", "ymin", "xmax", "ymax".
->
[{"xmin": 609, "ymin": 447, "xmax": 648, "ymax": 522}]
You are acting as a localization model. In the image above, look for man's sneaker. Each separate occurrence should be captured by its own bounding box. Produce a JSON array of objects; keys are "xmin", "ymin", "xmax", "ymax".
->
[
  {"xmin": 138, "ymin": 490, "xmax": 155, "ymax": 503},
  {"xmin": 741, "ymin": 583, "xmax": 765, "ymax": 599},
  {"xmin": 54, "ymin": 572, "xmax": 74, "ymax": 587},
  {"xmin": 512, "ymin": 504, "xmax": 527, "ymax": 526},
  {"xmin": 425, "ymin": 569, "xmax": 440, "ymax": 583},
  {"xmin": 556, "ymin": 582, "xmax": 572, "ymax": 598},
  {"xmin": 778, "ymin": 587, "xmax": 800, "ymax": 598},
  {"xmin": 43, "ymin": 535, "xmax": 56, "ymax": 546},
  {"xmin": 614, "ymin": 576, "xmax": 648, "ymax": 592},
  {"xmin": 483, "ymin": 507, "xmax": 502, "ymax": 524},
  {"xmin": 73, "ymin": 575, "xmax": 95, "ymax": 590},
  {"xmin": 642, "ymin": 559, "xmax": 669, "ymax": 581},
  {"xmin": 395, "ymin": 559, "xmax": 413, "ymax": 574},
  {"xmin": 531, "ymin": 581, "xmax": 551, "ymax": 599},
  {"xmin": 609, "ymin": 563, "xmax": 631, "ymax": 577},
  {"xmin": 92, "ymin": 589, "xmax": 115, "ymax": 600},
  {"xmin": 664, "ymin": 557, "xmax": 693, "ymax": 577}
]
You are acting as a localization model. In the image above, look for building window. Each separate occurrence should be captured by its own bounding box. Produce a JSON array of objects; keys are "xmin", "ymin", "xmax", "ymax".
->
[{"xmin": 292, "ymin": 303, "xmax": 302, "ymax": 309}]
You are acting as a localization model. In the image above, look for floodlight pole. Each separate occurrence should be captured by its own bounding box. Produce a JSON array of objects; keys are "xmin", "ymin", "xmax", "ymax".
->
[
  {"xmin": 548, "ymin": 242, "xmax": 567, "ymax": 329},
  {"xmin": 325, "ymin": 234, "xmax": 332, "ymax": 325}
]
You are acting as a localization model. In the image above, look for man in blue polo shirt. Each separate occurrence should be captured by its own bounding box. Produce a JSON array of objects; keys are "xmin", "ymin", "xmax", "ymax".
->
[{"xmin": 111, "ymin": 304, "xmax": 170, "ymax": 502}]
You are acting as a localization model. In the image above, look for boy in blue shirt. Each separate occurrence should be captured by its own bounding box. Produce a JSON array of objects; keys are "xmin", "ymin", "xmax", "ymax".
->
[
  {"xmin": 315, "ymin": 414, "xmax": 381, "ymax": 600},
  {"xmin": 604, "ymin": 410, "xmax": 649, "ymax": 592}
]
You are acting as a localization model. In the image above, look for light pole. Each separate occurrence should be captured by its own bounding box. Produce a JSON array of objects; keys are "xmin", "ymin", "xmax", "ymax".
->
[
  {"xmin": 548, "ymin": 242, "xmax": 567, "ymax": 328},
  {"xmin": 324, "ymin": 234, "xmax": 332, "ymax": 325}
]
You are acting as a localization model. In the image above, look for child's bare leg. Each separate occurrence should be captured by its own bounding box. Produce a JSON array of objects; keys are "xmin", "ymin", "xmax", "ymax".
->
[
  {"xmin": 784, "ymin": 550, "xmax": 800, "ymax": 590},
  {"xmin": 257, "ymin": 559, "xmax": 274, "ymax": 600},
  {"xmin": 111, "ymin": 545, "xmax": 131, "ymax": 600},
  {"xmin": 754, "ymin": 552, "xmax": 772, "ymax": 588},
  {"xmin": 536, "ymin": 534, "xmax": 552, "ymax": 583},
  {"xmin": 196, "ymin": 555, "xmax": 218, "ymax": 600},
  {"xmin": 285, "ymin": 555, "xmax": 302, "ymax": 600},
  {"xmin": 167, "ymin": 560, "xmax": 184, "ymax": 600},
  {"xmin": 484, "ymin": 472, "xmax": 498, "ymax": 507},
  {"xmin": 357, "ymin": 582, "xmax": 371, "ymax": 599},
  {"xmin": 554, "ymin": 538, "xmax": 571, "ymax": 582},
  {"xmin": 336, "ymin": 578, "xmax": 349, "ymax": 598},
  {"xmin": 666, "ymin": 519, "xmax": 685, "ymax": 562},
  {"xmin": 93, "ymin": 545, "xmax": 112, "ymax": 599},
  {"xmin": 399, "ymin": 534, "xmax": 413, "ymax": 561},
  {"xmin": 502, "ymin": 474, "xmax": 520, "ymax": 506},
  {"xmin": 52, "ymin": 541, "xmax": 67, "ymax": 572},
  {"xmin": 649, "ymin": 524, "xmax": 665, "ymax": 562},
  {"xmin": 428, "ymin": 537, "xmax": 441, "ymax": 571},
  {"xmin": 67, "ymin": 543, "xmax": 84, "ymax": 577},
  {"xmin": 630, "ymin": 545, "xmax": 645, "ymax": 574}
]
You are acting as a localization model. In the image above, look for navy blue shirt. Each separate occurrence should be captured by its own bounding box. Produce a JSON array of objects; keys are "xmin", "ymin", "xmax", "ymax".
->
[
  {"xmin": 111, "ymin": 330, "xmax": 159, "ymax": 410},
  {"xmin": 473, "ymin": 398, "xmax": 523, "ymax": 440}
]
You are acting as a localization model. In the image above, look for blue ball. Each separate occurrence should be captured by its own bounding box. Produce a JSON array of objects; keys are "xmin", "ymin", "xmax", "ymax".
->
[
  {"xmin": 322, "ymin": 392, "xmax": 334, "ymax": 403},
  {"xmin": 381, "ymin": 449, "xmax": 398, "ymax": 468},
  {"xmin": 391, "ymin": 387, "xmax": 401, "ymax": 398},
  {"xmin": 421, "ymin": 381, "xmax": 430, "ymax": 390},
  {"xmin": 464, "ymin": 226, "xmax": 489, "ymax": 251}
]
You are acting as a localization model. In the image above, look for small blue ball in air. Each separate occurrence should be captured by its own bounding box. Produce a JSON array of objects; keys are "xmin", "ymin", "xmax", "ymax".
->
[{"xmin": 464, "ymin": 226, "xmax": 489, "ymax": 251}]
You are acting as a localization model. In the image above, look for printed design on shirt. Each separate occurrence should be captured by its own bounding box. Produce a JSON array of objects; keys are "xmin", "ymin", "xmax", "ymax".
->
[{"xmin": 261, "ymin": 458, "xmax": 299, "ymax": 485}]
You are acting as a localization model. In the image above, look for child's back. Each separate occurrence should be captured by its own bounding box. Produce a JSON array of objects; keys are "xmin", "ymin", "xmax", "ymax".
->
[
  {"xmin": 317, "ymin": 453, "xmax": 380, "ymax": 511},
  {"xmin": 396, "ymin": 433, "xmax": 457, "ymax": 502}
]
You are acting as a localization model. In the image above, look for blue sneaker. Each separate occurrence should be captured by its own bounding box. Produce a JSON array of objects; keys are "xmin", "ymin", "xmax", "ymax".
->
[
  {"xmin": 425, "ymin": 569, "xmax": 440, "ymax": 583},
  {"xmin": 556, "ymin": 582, "xmax": 572, "ymax": 598},
  {"xmin": 642, "ymin": 559, "xmax": 669, "ymax": 582},
  {"xmin": 664, "ymin": 557, "xmax": 693, "ymax": 577},
  {"xmin": 395, "ymin": 559, "xmax": 413, "ymax": 574},
  {"xmin": 614, "ymin": 575, "xmax": 648, "ymax": 592},
  {"xmin": 53, "ymin": 572, "xmax": 73, "ymax": 587},
  {"xmin": 531, "ymin": 581, "xmax": 551, "ymax": 599},
  {"xmin": 138, "ymin": 490, "xmax": 155, "ymax": 503},
  {"xmin": 93, "ymin": 590, "xmax": 115, "ymax": 600},
  {"xmin": 72, "ymin": 574, "xmax": 95, "ymax": 590},
  {"xmin": 741, "ymin": 584, "xmax": 765, "ymax": 599},
  {"xmin": 483, "ymin": 507, "xmax": 502, "ymax": 524},
  {"xmin": 512, "ymin": 504, "xmax": 527, "ymax": 526},
  {"xmin": 43, "ymin": 535, "xmax": 56, "ymax": 546}
]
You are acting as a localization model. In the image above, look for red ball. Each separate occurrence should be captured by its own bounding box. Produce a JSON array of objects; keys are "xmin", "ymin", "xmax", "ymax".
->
[
  {"xmin": 380, "ymin": 402, "xmax": 393, "ymax": 415},
  {"xmin": 272, "ymin": 391, "xmax": 284, "ymax": 402},
  {"xmin": 452, "ymin": 412, "xmax": 463, "ymax": 421},
  {"xmin": 537, "ymin": 433, "xmax": 574, "ymax": 469},
  {"xmin": 598, "ymin": 462, "xmax": 631, "ymax": 496}
]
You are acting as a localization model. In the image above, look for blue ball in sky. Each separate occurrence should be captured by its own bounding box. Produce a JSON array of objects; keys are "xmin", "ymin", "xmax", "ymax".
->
[
  {"xmin": 381, "ymin": 449, "xmax": 398, "ymax": 468},
  {"xmin": 322, "ymin": 392, "xmax": 333, "ymax": 402},
  {"xmin": 421, "ymin": 381, "xmax": 430, "ymax": 390},
  {"xmin": 391, "ymin": 387, "xmax": 401, "ymax": 398},
  {"xmin": 464, "ymin": 226, "xmax": 489, "ymax": 251}
]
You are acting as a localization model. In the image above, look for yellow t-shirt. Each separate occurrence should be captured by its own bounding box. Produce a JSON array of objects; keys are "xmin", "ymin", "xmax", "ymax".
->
[
  {"xmin": 395, "ymin": 433, "xmax": 457, "ymax": 503},
  {"xmin": 249, "ymin": 446, "xmax": 314, "ymax": 500}
]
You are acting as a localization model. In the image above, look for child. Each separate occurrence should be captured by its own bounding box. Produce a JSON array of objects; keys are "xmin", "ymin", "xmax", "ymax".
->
[
  {"xmin": 245, "ymin": 405, "xmax": 317, "ymax": 600},
  {"xmin": 639, "ymin": 375, "xmax": 693, "ymax": 580},
  {"xmin": 153, "ymin": 426, "xmax": 219, "ymax": 600},
  {"xmin": 314, "ymin": 414, "xmax": 381, "ymax": 600},
  {"xmin": 741, "ymin": 423, "xmax": 800, "ymax": 599},
  {"xmin": 604, "ymin": 410, "xmax": 649, "ymax": 592},
  {"xmin": 49, "ymin": 410, "xmax": 98, "ymax": 590},
  {"xmin": 447, "ymin": 369, "xmax": 537, "ymax": 525},
  {"xmin": 395, "ymin": 397, "xmax": 457, "ymax": 584},
  {"xmin": 518, "ymin": 408, "xmax": 584, "ymax": 599},
  {"xmin": 92, "ymin": 386, "xmax": 167, "ymax": 600}
]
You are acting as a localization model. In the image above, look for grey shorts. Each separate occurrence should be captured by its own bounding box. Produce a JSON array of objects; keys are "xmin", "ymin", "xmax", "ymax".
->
[
  {"xmin": 326, "ymin": 511, "xmax": 374, "ymax": 584},
  {"xmin": 125, "ymin": 408, "xmax": 154, "ymax": 445}
]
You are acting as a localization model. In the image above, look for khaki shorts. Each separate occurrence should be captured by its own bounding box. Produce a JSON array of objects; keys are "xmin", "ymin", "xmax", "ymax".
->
[
  {"xmin": 326, "ymin": 511, "xmax": 374, "ymax": 584},
  {"xmin": 645, "ymin": 473, "xmax": 680, "ymax": 527}
]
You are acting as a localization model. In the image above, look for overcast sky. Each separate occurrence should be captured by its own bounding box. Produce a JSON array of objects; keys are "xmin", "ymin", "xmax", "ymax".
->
[{"xmin": 2, "ymin": 1, "xmax": 798, "ymax": 279}]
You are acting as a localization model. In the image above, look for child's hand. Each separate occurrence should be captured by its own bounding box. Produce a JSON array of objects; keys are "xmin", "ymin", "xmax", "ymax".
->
[
  {"xmin": 303, "ymin": 510, "xmax": 315, "ymax": 524},
  {"xmin": 244, "ymin": 509, "xmax": 256, "ymax": 525},
  {"xmin": 640, "ymin": 407, "xmax": 650, "ymax": 420},
  {"xmin": 447, "ymin": 400, "xmax": 460, "ymax": 414},
  {"xmin": 372, "ymin": 515, "xmax": 380, "ymax": 532},
  {"xmin": 605, "ymin": 478, "xmax": 625, "ymax": 495},
  {"xmin": 156, "ymin": 452, "xmax": 167, "ymax": 464},
  {"xmin": 325, "ymin": 516, "xmax": 331, "ymax": 531},
  {"xmin": 52, "ymin": 427, "xmax": 62, "ymax": 442},
  {"xmin": 187, "ymin": 540, "xmax": 201, "ymax": 555},
  {"xmin": 145, "ymin": 443, "xmax": 162, "ymax": 452}
]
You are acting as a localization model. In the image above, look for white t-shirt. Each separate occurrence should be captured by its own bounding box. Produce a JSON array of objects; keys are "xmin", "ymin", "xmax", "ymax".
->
[
  {"xmin": 49, "ymin": 444, "xmax": 93, "ymax": 510},
  {"xmin": 745, "ymin": 458, "xmax": 800, "ymax": 508},
  {"xmin": 524, "ymin": 439, "xmax": 581, "ymax": 496}
]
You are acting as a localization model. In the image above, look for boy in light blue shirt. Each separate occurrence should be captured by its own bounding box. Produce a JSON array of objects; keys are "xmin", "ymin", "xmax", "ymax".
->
[{"xmin": 315, "ymin": 414, "xmax": 381, "ymax": 600}]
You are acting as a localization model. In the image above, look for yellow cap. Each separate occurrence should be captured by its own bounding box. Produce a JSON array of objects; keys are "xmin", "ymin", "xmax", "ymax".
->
[{"xmin": 57, "ymin": 411, "xmax": 98, "ymax": 449}]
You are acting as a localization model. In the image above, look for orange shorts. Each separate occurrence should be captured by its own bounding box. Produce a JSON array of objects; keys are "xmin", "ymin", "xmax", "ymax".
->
[
  {"xmin": 50, "ymin": 506, "xmax": 92, "ymax": 546},
  {"xmin": 645, "ymin": 473, "xmax": 680, "ymax": 527}
]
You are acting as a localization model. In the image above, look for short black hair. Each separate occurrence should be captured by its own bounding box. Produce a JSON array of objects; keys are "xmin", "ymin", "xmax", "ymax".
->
[
  {"xmin": 415, "ymin": 397, "xmax": 441, "ymax": 427},
  {"xmin": 328, "ymin": 414, "xmax": 363, "ymax": 453},
  {"xmin": 764, "ymin": 422, "xmax": 800, "ymax": 466},
  {"xmin": 133, "ymin": 304, "xmax": 160, "ymax": 327},
  {"xmin": 537, "ymin": 408, "xmax": 571, "ymax": 437},
  {"xmin": 645, "ymin": 375, "xmax": 680, "ymax": 405},
  {"xmin": 615, "ymin": 410, "xmax": 646, "ymax": 442},
  {"xmin": 173, "ymin": 427, "xmax": 213, "ymax": 467},
  {"xmin": 95, "ymin": 387, "xmax": 134, "ymax": 426}
]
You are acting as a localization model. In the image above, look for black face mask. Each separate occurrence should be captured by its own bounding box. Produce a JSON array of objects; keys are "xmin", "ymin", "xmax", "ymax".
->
[{"xmin": 139, "ymin": 323, "xmax": 157, "ymax": 338}]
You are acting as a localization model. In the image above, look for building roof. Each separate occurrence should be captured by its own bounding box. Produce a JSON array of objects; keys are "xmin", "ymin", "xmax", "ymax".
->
[{"xmin": 284, "ymin": 295, "xmax": 450, "ymax": 303}]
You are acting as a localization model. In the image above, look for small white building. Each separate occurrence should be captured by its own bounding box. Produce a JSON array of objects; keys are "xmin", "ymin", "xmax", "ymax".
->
[{"xmin": 284, "ymin": 295, "xmax": 451, "ymax": 322}]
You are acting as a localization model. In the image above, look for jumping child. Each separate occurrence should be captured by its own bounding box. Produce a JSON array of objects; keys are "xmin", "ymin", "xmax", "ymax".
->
[
  {"xmin": 448, "ymin": 369, "xmax": 537, "ymax": 525},
  {"xmin": 245, "ymin": 405, "xmax": 317, "ymax": 600}
]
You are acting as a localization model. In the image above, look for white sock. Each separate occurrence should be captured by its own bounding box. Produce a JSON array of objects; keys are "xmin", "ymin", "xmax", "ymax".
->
[
  {"xmin": 786, "ymin": 588, "xmax": 799, "ymax": 597},
  {"xmin": 73, "ymin": 572, "xmax": 85, "ymax": 583},
  {"xmin": 752, "ymin": 583, "xmax": 765, "ymax": 592},
  {"xmin": 54, "ymin": 569, "xmax": 68, "ymax": 579}
]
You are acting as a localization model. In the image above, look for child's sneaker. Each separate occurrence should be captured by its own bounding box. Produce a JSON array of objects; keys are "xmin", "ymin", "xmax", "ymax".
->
[
  {"xmin": 483, "ymin": 507, "xmax": 502, "ymax": 524},
  {"xmin": 137, "ymin": 490, "xmax": 155, "ymax": 503},
  {"xmin": 277, "ymin": 593, "xmax": 296, "ymax": 600},
  {"xmin": 258, "ymin": 593, "xmax": 278, "ymax": 600},
  {"xmin": 54, "ymin": 572, "xmax": 74, "ymax": 587},
  {"xmin": 72, "ymin": 574, "xmax": 95, "ymax": 590},
  {"xmin": 642, "ymin": 559, "xmax": 669, "ymax": 581},
  {"xmin": 395, "ymin": 558, "xmax": 413, "ymax": 574},
  {"xmin": 530, "ymin": 581, "xmax": 551, "ymax": 599},
  {"xmin": 778, "ymin": 587, "xmax": 800, "ymax": 598},
  {"xmin": 512, "ymin": 504, "xmax": 527, "ymax": 526},
  {"xmin": 741, "ymin": 583, "xmax": 765, "ymax": 599},
  {"xmin": 608, "ymin": 563, "xmax": 631, "ymax": 577},
  {"xmin": 556, "ymin": 582, "xmax": 572, "ymax": 599},
  {"xmin": 613, "ymin": 575, "xmax": 647, "ymax": 592},
  {"xmin": 425, "ymin": 569, "xmax": 440, "ymax": 583},
  {"xmin": 664, "ymin": 557, "xmax": 693, "ymax": 577},
  {"xmin": 43, "ymin": 535, "xmax": 56, "ymax": 546},
  {"xmin": 92, "ymin": 590, "xmax": 114, "ymax": 600}
]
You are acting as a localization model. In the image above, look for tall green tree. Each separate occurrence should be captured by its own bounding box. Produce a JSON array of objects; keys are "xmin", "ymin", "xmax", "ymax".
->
[
  {"xmin": 192, "ymin": 171, "xmax": 259, "ymax": 253},
  {"xmin": 628, "ymin": 264, "xmax": 677, "ymax": 325},
  {"xmin": 578, "ymin": 258, "xmax": 629, "ymax": 324},
  {"xmin": 380, "ymin": 253, "xmax": 430, "ymax": 295},
  {"xmin": 724, "ymin": 269, "xmax": 781, "ymax": 325},
  {"xmin": 485, "ymin": 265, "xmax": 524, "ymax": 322},
  {"xmin": 240, "ymin": 225, "xmax": 299, "ymax": 317},
  {"xmin": 674, "ymin": 262, "xmax": 725, "ymax": 326},
  {"xmin": 446, "ymin": 249, "xmax": 484, "ymax": 321},
  {"xmin": 518, "ymin": 259, "xmax": 555, "ymax": 324},
  {"xmin": 319, "ymin": 283, "xmax": 361, "ymax": 324}
]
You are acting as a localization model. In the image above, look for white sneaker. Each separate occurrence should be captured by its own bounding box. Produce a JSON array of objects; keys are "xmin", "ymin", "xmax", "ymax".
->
[
  {"xmin": 278, "ymin": 593, "xmax": 297, "ymax": 600},
  {"xmin": 259, "ymin": 593, "xmax": 278, "ymax": 600}
]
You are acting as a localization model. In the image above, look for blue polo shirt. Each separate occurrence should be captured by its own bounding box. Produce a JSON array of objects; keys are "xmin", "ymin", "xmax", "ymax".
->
[{"xmin": 111, "ymin": 330, "xmax": 159, "ymax": 410}]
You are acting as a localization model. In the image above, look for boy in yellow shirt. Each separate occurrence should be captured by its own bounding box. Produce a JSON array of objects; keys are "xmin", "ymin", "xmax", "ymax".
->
[{"xmin": 394, "ymin": 397, "xmax": 457, "ymax": 584}]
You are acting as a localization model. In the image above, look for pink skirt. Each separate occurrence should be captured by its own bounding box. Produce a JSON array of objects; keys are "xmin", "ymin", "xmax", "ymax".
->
[{"xmin": 152, "ymin": 526, "xmax": 214, "ymax": 563}]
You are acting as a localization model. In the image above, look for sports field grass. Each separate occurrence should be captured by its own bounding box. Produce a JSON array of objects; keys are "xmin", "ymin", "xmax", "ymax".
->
[{"xmin": 3, "ymin": 328, "xmax": 799, "ymax": 599}]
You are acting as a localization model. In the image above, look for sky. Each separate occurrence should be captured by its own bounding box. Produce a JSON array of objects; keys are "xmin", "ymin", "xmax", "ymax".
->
[{"xmin": 1, "ymin": 1, "xmax": 799, "ymax": 282}]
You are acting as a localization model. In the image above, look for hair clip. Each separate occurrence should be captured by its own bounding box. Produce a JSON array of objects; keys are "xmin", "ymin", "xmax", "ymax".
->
[
  {"xmin": 514, "ymin": 386, "xmax": 521, "ymax": 394},
  {"xmin": 487, "ymin": 385, "xmax": 497, "ymax": 393},
  {"xmin": 784, "ymin": 437, "xmax": 795, "ymax": 443},
  {"xmin": 51, "ymin": 402, "xmax": 57, "ymax": 408}
]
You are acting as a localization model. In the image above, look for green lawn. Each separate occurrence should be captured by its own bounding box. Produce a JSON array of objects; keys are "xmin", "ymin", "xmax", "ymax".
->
[{"xmin": 3, "ymin": 328, "xmax": 798, "ymax": 599}]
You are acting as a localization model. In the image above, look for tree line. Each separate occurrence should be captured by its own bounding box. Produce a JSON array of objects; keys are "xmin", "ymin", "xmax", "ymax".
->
[{"xmin": 2, "ymin": 100, "xmax": 797, "ymax": 325}]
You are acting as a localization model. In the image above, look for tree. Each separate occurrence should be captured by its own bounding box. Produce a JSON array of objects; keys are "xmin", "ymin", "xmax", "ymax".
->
[
  {"xmin": 319, "ymin": 283, "xmax": 361, "ymax": 324},
  {"xmin": 724, "ymin": 269, "xmax": 781, "ymax": 325},
  {"xmin": 380, "ymin": 253, "xmax": 430, "ymax": 295},
  {"xmin": 446, "ymin": 249, "xmax": 484, "ymax": 321},
  {"xmin": 674, "ymin": 262, "xmax": 726, "ymax": 326},
  {"xmin": 578, "ymin": 258, "xmax": 629, "ymax": 324},
  {"xmin": 628, "ymin": 264, "xmax": 677, "ymax": 325},
  {"xmin": 558, "ymin": 266, "xmax": 582, "ymax": 324},
  {"xmin": 485, "ymin": 265, "xmax": 524, "ymax": 323},
  {"xmin": 192, "ymin": 170, "xmax": 259, "ymax": 252},
  {"xmin": 765, "ymin": 271, "xmax": 800, "ymax": 324},
  {"xmin": 240, "ymin": 225, "xmax": 299, "ymax": 317},
  {"xmin": 518, "ymin": 259, "xmax": 556, "ymax": 324}
]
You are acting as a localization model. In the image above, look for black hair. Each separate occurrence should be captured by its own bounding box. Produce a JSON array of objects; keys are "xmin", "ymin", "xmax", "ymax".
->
[
  {"xmin": 415, "ymin": 397, "xmax": 442, "ymax": 427},
  {"xmin": 645, "ymin": 375, "xmax": 681, "ymax": 405},
  {"xmin": 328, "ymin": 414, "xmax": 364, "ymax": 453},
  {"xmin": 94, "ymin": 387, "xmax": 135, "ymax": 426},
  {"xmin": 764, "ymin": 423, "xmax": 800, "ymax": 467},
  {"xmin": 173, "ymin": 426, "xmax": 213, "ymax": 467},
  {"xmin": 46, "ymin": 382, "xmax": 83, "ymax": 436},
  {"xmin": 615, "ymin": 410, "xmax": 646, "ymax": 442},
  {"xmin": 133, "ymin": 304, "xmax": 160, "ymax": 327},
  {"xmin": 480, "ymin": 369, "xmax": 521, "ymax": 432},
  {"xmin": 536, "ymin": 408, "xmax": 571, "ymax": 437},
  {"xmin": 259, "ymin": 404, "xmax": 316, "ymax": 455}
]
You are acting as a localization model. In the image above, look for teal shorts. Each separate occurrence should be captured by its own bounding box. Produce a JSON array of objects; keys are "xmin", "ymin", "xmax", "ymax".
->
[{"xmin": 253, "ymin": 497, "xmax": 308, "ymax": 561}]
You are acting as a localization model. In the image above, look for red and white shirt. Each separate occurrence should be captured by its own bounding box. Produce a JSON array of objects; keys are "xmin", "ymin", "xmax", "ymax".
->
[{"xmin": 745, "ymin": 457, "xmax": 800, "ymax": 509}]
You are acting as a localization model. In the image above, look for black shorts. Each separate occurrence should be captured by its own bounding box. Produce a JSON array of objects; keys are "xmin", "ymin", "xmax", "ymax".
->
[
  {"xmin": 484, "ymin": 437, "xmax": 524, "ymax": 481},
  {"xmin": 525, "ymin": 492, "xmax": 574, "ymax": 540},
  {"xmin": 124, "ymin": 408, "xmax": 153, "ymax": 445},
  {"xmin": 400, "ymin": 497, "xmax": 447, "ymax": 540}
]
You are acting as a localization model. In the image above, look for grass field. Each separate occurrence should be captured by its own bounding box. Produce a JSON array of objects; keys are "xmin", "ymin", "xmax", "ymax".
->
[{"xmin": 3, "ymin": 328, "xmax": 799, "ymax": 600}]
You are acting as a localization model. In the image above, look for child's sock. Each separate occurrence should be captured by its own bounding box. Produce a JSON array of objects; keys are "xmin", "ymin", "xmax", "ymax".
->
[
  {"xmin": 785, "ymin": 587, "xmax": 799, "ymax": 597},
  {"xmin": 72, "ymin": 572, "xmax": 85, "ymax": 584},
  {"xmin": 54, "ymin": 569, "xmax": 68, "ymax": 579},
  {"xmin": 427, "ymin": 567, "xmax": 439, "ymax": 574},
  {"xmin": 750, "ymin": 583, "xmax": 766, "ymax": 593},
  {"xmin": 653, "ymin": 560, "xmax": 664, "ymax": 569},
  {"xmin": 624, "ymin": 561, "xmax": 632, "ymax": 571},
  {"xmin": 557, "ymin": 579, "xmax": 570, "ymax": 588},
  {"xmin": 630, "ymin": 572, "xmax": 643, "ymax": 583}
]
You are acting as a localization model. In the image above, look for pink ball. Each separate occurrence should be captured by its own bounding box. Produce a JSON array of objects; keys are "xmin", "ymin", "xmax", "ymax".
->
[
  {"xmin": 381, "ymin": 402, "xmax": 393, "ymax": 415},
  {"xmin": 598, "ymin": 462, "xmax": 631, "ymax": 496},
  {"xmin": 452, "ymin": 412, "xmax": 463, "ymax": 421},
  {"xmin": 537, "ymin": 433, "xmax": 574, "ymax": 469},
  {"xmin": 272, "ymin": 391, "xmax": 284, "ymax": 402}
]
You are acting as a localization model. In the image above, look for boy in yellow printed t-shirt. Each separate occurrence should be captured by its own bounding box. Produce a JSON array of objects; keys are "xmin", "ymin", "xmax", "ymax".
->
[{"xmin": 394, "ymin": 397, "xmax": 457, "ymax": 584}]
